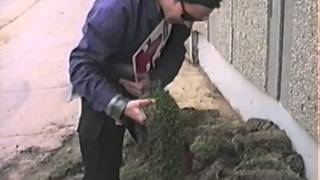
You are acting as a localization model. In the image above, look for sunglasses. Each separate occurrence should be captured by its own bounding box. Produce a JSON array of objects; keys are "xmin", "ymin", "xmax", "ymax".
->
[
  {"xmin": 180, "ymin": 0, "xmax": 197, "ymax": 22},
  {"xmin": 180, "ymin": 1, "xmax": 209, "ymax": 22}
]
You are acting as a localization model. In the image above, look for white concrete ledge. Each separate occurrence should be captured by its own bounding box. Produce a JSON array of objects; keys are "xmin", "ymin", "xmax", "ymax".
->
[{"xmin": 196, "ymin": 35, "xmax": 317, "ymax": 180}]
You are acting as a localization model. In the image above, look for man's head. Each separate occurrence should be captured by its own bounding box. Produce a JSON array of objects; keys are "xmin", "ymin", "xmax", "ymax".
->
[{"xmin": 158, "ymin": 0, "xmax": 223, "ymax": 27}]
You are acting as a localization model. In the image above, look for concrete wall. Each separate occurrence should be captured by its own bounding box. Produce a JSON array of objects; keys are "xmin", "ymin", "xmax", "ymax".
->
[
  {"xmin": 209, "ymin": 0, "xmax": 269, "ymax": 90},
  {"xmin": 285, "ymin": 0, "xmax": 318, "ymax": 138},
  {"xmin": 231, "ymin": 0, "xmax": 269, "ymax": 90},
  {"xmin": 208, "ymin": 0, "xmax": 232, "ymax": 63},
  {"xmin": 206, "ymin": 0, "xmax": 318, "ymax": 139}
]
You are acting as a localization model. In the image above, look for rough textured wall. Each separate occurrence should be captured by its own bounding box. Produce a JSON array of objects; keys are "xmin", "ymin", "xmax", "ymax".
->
[
  {"xmin": 208, "ymin": 0, "xmax": 269, "ymax": 90},
  {"xmin": 206, "ymin": 0, "xmax": 318, "ymax": 139},
  {"xmin": 287, "ymin": 0, "xmax": 318, "ymax": 138},
  {"xmin": 208, "ymin": 0, "xmax": 232, "ymax": 62},
  {"xmin": 231, "ymin": 0, "xmax": 269, "ymax": 90},
  {"xmin": 318, "ymin": 0, "xmax": 320, "ymax": 140}
]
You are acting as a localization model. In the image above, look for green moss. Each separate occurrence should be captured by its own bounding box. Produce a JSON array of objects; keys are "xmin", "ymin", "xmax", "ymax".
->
[
  {"xmin": 120, "ymin": 165, "xmax": 148, "ymax": 180},
  {"xmin": 236, "ymin": 155, "xmax": 289, "ymax": 171},
  {"xmin": 141, "ymin": 90, "xmax": 185, "ymax": 180},
  {"xmin": 190, "ymin": 136, "xmax": 236, "ymax": 170},
  {"xmin": 48, "ymin": 159, "xmax": 75, "ymax": 179},
  {"xmin": 124, "ymin": 93, "xmax": 305, "ymax": 180},
  {"xmin": 229, "ymin": 170, "xmax": 305, "ymax": 180},
  {"xmin": 232, "ymin": 130, "xmax": 292, "ymax": 160},
  {"xmin": 179, "ymin": 108, "xmax": 204, "ymax": 128}
]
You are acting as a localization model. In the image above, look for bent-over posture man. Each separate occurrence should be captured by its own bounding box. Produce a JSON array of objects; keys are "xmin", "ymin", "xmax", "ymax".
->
[{"xmin": 69, "ymin": 0, "xmax": 222, "ymax": 179}]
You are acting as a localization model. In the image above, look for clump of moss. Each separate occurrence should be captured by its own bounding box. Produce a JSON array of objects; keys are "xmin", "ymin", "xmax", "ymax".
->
[
  {"xmin": 233, "ymin": 152, "xmax": 305, "ymax": 176},
  {"xmin": 231, "ymin": 129, "xmax": 292, "ymax": 158},
  {"xmin": 140, "ymin": 90, "xmax": 185, "ymax": 180},
  {"xmin": 120, "ymin": 164, "xmax": 148, "ymax": 180},
  {"xmin": 226, "ymin": 169, "xmax": 305, "ymax": 180},
  {"xmin": 244, "ymin": 118, "xmax": 280, "ymax": 132},
  {"xmin": 235, "ymin": 154, "xmax": 290, "ymax": 171},
  {"xmin": 123, "ymin": 100, "xmax": 306, "ymax": 180},
  {"xmin": 190, "ymin": 135, "xmax": 237, "ymax": 172}
]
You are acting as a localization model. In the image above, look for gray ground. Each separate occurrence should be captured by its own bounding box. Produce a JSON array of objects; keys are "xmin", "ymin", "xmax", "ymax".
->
[{"xmin": 0, "ymin": 0, "xmax": 94, "ymax": 163}]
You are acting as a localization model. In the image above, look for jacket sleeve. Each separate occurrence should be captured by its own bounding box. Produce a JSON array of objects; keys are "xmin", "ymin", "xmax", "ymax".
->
[
  {"xmin": 69, "ymin": 2, "xmax": 127, "ymax": 112},
  {"xmin": 149, "ymin": 24, "xmax": 191, "ymax": 88}
]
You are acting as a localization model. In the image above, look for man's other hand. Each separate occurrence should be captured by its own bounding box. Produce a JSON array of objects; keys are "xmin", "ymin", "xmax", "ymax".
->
[{"xmin": 119, "ymin": 78, "xmax": 149, "ymax": 97}]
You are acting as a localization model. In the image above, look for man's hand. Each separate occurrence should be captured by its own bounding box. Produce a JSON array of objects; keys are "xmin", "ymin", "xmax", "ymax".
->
[
  {"xmin": 119, "ymin": 78, "xmax": 149, "ymax": 97},
  {"xmin": 123, "ymin": 99, "xmax": 155, "ymax": 125}
]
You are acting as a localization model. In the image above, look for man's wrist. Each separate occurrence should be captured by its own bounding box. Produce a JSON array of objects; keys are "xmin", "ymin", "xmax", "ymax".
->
[{"xmin": 104, "ymin": 94, "xmax": 129, "ymax": 126}]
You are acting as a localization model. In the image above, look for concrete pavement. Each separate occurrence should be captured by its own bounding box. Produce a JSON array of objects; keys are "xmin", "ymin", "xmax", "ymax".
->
[
  {"xmin": 0, "ymin": 0, "xmax": 94, "ymax": 163},
  {"xmin": 0, "ymin": 0, "xmax": 40, "ymax": 29}
]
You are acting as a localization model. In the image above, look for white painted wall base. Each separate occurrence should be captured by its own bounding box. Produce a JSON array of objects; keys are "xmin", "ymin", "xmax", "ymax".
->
[{"xmin": 196, "ymin": 35, "xmax": 318, "ymax": 180}]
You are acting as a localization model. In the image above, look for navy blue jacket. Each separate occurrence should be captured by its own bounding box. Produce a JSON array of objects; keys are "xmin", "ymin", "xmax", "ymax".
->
[{"xmin": 69, "ymin": 0, "xmax": 191, "ymax": 113}]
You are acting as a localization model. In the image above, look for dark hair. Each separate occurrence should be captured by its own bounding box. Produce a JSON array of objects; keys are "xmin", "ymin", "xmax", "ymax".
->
[{"xmin": 182, "ymin": 0, "xmax": 223, "ymax": 9}]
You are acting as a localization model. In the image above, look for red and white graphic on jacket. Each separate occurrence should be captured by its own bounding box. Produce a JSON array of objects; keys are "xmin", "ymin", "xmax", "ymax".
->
[
  {"xmin": 135, "ymin": 34, "xmax": 162, "ymax": 73},
  {"xmin": 132, "ymin": 20, "xmax": 172, "ymax": 82}
]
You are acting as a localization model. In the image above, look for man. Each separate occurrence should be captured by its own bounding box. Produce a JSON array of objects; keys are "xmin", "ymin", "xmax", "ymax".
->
[{"xmin": 69, "ymin": 0, "xmax": 222, "ymax": 179}]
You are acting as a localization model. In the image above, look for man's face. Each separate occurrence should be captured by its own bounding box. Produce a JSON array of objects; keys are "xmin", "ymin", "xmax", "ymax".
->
[{"xmin": 159, "ymin": 0, "xmax": 212, "ymax": 27}]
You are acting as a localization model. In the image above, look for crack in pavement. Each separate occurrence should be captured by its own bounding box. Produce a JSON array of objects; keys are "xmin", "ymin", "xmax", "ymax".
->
[{"xmin": 0, "ymin": 0, "xmax": 43, "ymax": 31}]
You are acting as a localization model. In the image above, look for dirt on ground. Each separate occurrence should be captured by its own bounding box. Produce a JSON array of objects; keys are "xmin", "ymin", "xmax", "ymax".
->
[{"xmin": 0, "ymin": 62, "xmax": 306, "ymax": 180}]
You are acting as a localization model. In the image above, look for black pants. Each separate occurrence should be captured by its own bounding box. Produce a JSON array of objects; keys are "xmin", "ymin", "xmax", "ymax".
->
[{"xmin": 79, "ymin": 118, "xmax": 125, "ymax": 180}]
